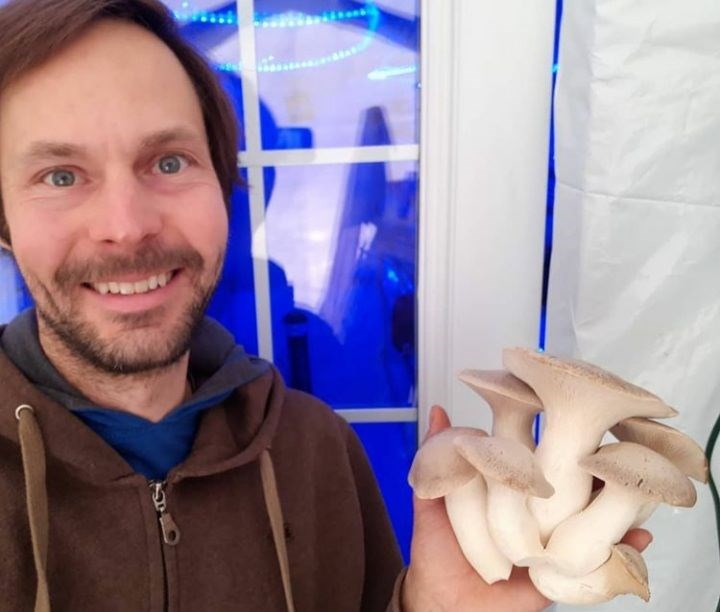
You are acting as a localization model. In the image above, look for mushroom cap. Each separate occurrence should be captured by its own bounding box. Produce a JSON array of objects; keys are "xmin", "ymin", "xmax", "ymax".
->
[
  {"xmin": 502, "ymin": 347, "xmax": 678, "ymax": 422},
  {"xmin": 527, "ymin": 543, "xmax": 650, "ymax": 604},
  {"xmin": 579, "ymin": 442, "xmax": 697, "ymax": 507},
  {"xmin": 453, "ymin": 435, "xmax": 554, "ymax": 498},
  {"xmin": 457, "ymin": 369, "xmax": 542, "ymax": 413},
  {"xmin": 408, "ymin": 427, "xmax": 488, "ymax": 499},
  {"xmin": 611, "ymin": 417, "xmax": 709, "ymax": 483}
]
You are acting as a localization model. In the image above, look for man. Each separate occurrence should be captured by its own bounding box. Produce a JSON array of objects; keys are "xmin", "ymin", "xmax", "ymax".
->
[{"xmin": 0, "ymin": 0, "xmax": 649, "ymax": 610}]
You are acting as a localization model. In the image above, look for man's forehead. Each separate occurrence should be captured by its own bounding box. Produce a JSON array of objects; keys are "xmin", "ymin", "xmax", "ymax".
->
[{"xmin": 0, "ymin": 21, "xmax": 208, "ymax": 165}]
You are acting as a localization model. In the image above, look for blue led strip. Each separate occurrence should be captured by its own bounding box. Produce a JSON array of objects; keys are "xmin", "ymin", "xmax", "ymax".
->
[
  {"xmin": 174, "ymin": 2, "xmax": 380, "ymax": 73},
  {"xmin": 173, "ymin": 7, "xmax": 371, "ymax": 28}
]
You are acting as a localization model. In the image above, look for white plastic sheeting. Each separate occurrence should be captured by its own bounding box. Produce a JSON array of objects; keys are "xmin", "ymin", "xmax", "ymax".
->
[{"xmin": 547, "ymin": 0, "xmax": 720, "ymax": 610}]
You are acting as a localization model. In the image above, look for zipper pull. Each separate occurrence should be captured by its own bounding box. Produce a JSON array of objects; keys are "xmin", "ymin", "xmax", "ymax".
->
[{"xmin": 150, "ymin": 481, "xmax": 181, "ymax": 546}]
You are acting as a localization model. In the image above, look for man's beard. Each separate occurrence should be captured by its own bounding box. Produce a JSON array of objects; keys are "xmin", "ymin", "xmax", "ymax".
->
[{"xmin": 27, "ymin": 243, "xmax": 224, "ymax": 376}]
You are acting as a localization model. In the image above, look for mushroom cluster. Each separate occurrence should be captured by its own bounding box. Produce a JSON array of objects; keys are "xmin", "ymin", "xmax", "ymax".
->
[{"xmin": 408, "ymin": 347, "xmax": 709, "ymax": 605}]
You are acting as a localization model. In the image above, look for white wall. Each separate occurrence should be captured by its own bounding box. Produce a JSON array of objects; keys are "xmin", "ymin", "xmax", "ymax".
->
[{"xmin": 418, "ymin": 0, "xmax": 555, "ymax": 434}]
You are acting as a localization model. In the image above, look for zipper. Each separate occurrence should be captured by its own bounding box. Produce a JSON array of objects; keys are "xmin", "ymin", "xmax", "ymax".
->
[{"xmin": 150, "ymin": 480, "xmax": 181, "ymax": 546}]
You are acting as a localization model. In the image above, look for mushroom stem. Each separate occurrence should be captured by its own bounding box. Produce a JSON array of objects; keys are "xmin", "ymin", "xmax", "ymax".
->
[
  {"xmin": 545, "ymin": 442, "xmax": 697, "ymax": 577},
  {"xmin": 445, "ymin": 475, "xmax": 513, "ymax": 584},
  {"xmin": 492, "ymin": 411, "xmax": 536, "ymax": 451},
  {"xmin": 503, "ymin": 347, "xmax": 678, "ymax": 541},
  {"xmin": 529, "ymin": 417, "xmax": 603, "ymax": 542},
  {"xmin": 528, "ymin": 544, "xmax": 650, "ymax": 604},
  {"xmin": 544, "ymin": 484, "xmax": 644, "ymax": 576},
  {"xmin": 485, "ymin": 481, "xmax": 545, "ymax": 563}
]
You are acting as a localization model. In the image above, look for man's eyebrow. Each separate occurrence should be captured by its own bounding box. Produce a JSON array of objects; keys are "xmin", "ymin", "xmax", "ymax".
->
[
  {"xmin": 19, "ymin": 141, "xmax": 87, "ymax": 164},
  {"xmin": 139, "ymin": 128, "xmax": 206, "ymax": 150}
]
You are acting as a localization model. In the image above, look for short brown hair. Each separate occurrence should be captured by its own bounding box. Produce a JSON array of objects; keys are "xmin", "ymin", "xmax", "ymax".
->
[{"xmin": 0, "ymin": 0, "xmax": 240, "ymax": 244}]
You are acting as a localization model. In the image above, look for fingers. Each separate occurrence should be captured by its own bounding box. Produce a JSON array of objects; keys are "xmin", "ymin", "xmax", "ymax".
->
[{"xmin": 620, "ymin": 528, "xmax": 653, "ymax": 552}]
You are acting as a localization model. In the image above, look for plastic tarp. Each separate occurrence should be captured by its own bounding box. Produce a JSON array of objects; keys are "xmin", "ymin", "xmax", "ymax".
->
[{"xmin": 547, "ymin": 0, "xmax": 720, "ymax": 610}]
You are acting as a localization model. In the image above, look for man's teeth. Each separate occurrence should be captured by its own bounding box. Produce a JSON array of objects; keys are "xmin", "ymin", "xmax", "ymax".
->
[{"xmin": 92, "ymin": 272, "xmax": 173, "ymax": 296}]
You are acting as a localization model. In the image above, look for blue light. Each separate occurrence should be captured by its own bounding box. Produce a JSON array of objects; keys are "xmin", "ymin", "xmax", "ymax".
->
[
  {"xmin": 174, "ymin": 5, "xmax": 371, "ymax": 29},
  {"xmin": 176, "ymin": 3, "xmax": 380, "ymax": 75}
]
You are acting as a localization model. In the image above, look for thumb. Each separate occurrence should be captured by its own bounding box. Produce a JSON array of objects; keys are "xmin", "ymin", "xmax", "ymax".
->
[
  {"xmin": 412, "ymin": 405, "xmax": 453, "ymax": 538},
  {"xmin": 424, "ymin": 404, "xmax": 451, "ymax": 441}
]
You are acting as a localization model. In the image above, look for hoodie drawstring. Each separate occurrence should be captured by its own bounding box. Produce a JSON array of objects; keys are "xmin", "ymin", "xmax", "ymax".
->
[
  {"xmin": 260, "ymin": 449, "xmax": 296, "ymax": 612},
  {"xmin": 15, "ymin": 405, "xmax": 294, "ymax": 612},
  {"xmin": 15, "ymin": 404, "xmax": 51, "ymax": 612}
]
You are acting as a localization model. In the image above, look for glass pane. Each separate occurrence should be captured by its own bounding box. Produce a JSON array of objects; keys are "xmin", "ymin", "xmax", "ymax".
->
[
  {"xmin": 254, "ymin": 0, "xmax": 420, "ymax": 149},
  {"xmin": 169, "ymin": 0, "xmax": 247, "ymax": 149},
  {"xmin": 0, "ymin": 253, "xmax": 31, "ymax": 324},
  {"xmin": 263, "ymin": 160, "xmax": 417, "ymax": 407},
  {"xmin": 352, "ymin": 420, "xmax": 417, "ymax": 563},
  {"xmin": 205, "ymin": 173, "xmax": 259, "ymax": 356}
]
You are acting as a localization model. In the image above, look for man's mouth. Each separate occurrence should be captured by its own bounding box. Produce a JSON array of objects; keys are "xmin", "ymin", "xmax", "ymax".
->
[{"xmin": 86, "ymin": 270, "xmax": 176, "ymax": 296}]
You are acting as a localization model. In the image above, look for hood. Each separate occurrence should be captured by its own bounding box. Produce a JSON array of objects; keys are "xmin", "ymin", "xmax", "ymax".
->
[{"xmin": 0, "ymin": 309, "xmax": 283, "ymax": 486}]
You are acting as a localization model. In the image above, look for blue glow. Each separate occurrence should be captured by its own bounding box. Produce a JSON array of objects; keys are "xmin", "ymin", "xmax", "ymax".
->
[
  {"xmin": 173, "ymin": 6, "xmax": 370, "ymax": 29},
  {"xmin": 368, "ymin": 65, "xmax": 417, "ymax": 81},
  {"xmin": 175, "ymin": 3, "xmax": 380, "ymax": 74}
]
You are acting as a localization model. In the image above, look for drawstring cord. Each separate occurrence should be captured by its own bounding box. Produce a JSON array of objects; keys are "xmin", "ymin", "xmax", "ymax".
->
[
  {"xmin": 260, "ymin": 450, "xmax": 296, "ymax": 612},
  {"xmin": 15, "ymin": 405, "xmax": 294, "ymax": 612},
  {"xmin": 15, "ymin": 404, "xmax": 51, "ymax": 612}
]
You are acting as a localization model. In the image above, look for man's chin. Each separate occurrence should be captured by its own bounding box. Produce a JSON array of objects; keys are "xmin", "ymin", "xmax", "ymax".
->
[
  {"xmin": 76, "ymin": 328, "xmax": 192, "ymax": 376},
  {"xmin": 38, "ymin": 306, "xmax": 200, "ymax": 376}
]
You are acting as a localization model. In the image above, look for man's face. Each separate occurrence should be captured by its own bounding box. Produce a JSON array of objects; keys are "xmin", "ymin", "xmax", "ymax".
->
[{"xmin": 0, "ymin": 20, "xmax": 228, "ymax": 374}]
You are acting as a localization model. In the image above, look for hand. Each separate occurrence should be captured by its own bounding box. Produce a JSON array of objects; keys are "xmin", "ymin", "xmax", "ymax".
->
[{"xmin": 401, "ymin": 406, "xmax": 653, "ymax": 612}]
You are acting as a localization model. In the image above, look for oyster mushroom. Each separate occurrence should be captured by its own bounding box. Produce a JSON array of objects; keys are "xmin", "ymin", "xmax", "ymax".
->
[
  {"xmin": 611, "ymin": 417, "xmax": 709, "ymax": 483},
  {"xmin": 528, "ymin": 544, "xmax": 650, "ymax": 605},
  {"xmin": 457, "ymin": 369, "xmax": 543, "ymax": 449},
  {"xmin": 502, "ymin": 347, "xmax": 678, "ymax": 541},
  {"xmin": 453, "ymin": 435, "xmax": 553, "ymax": 563},
  {"xmin": 612, "ymin": 417, "xmax": 709, "ymax": 526},
  {"xmin": 408, "ymin": 427, "xmax": 513, "ymax": 583},
  {"xmin": 543, "ymin": 442, "xmax": 696, "ymax": 577}
]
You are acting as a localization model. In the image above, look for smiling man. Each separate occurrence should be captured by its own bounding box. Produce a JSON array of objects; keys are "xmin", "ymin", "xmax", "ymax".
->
[
  {"xmin": 0, "ymin": 1, "xmax": 406, "ymax": 609},
  {"xmin": 0, "ymin": 1, "xmax": 646, "ymax": 611}
]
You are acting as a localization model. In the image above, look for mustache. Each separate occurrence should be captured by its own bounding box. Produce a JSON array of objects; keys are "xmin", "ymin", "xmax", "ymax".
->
[{"xmin": 55, "ymin": 243, "xmax": 204, "ymax": 286}]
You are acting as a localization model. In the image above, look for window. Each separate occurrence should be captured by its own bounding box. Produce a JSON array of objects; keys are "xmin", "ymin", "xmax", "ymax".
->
[{"xmin": 170, "ymin": 0, "xmax": 421, "ymax": 559}]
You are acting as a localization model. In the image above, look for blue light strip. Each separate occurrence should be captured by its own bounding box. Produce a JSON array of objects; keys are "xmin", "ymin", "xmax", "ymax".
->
[
  {"xmin": 173, "ymin": 5, "xmax": 371, "ymax": 29},
  {"xmin": 176, "ymin": 3, "xmax": 381, "ymax": 74}
]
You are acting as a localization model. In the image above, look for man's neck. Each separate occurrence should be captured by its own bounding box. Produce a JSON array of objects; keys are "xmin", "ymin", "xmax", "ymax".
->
[{"xmin": 37, "ymin": 326, "xmax": 191, "ymax": 423}]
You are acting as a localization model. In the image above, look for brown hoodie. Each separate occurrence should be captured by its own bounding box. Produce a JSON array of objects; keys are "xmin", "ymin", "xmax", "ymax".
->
[{"xmin": 0, "ymin": 348, "xmax": 405, "ymax": 611}]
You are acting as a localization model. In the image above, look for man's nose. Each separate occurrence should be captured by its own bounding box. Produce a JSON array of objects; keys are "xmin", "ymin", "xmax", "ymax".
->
[{"xmin": 86, "ymin": 172, "xmax": 163, "ymax": 244}]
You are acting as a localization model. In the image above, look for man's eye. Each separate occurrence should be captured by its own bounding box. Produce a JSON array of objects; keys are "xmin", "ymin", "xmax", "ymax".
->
[
  {"xmin": 155, "ymin": 154, "xmax": 189, "ymax": 175},
  {"xmin": 42, "ymin": 169, "xmax": 76, "ymax": 187}
]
